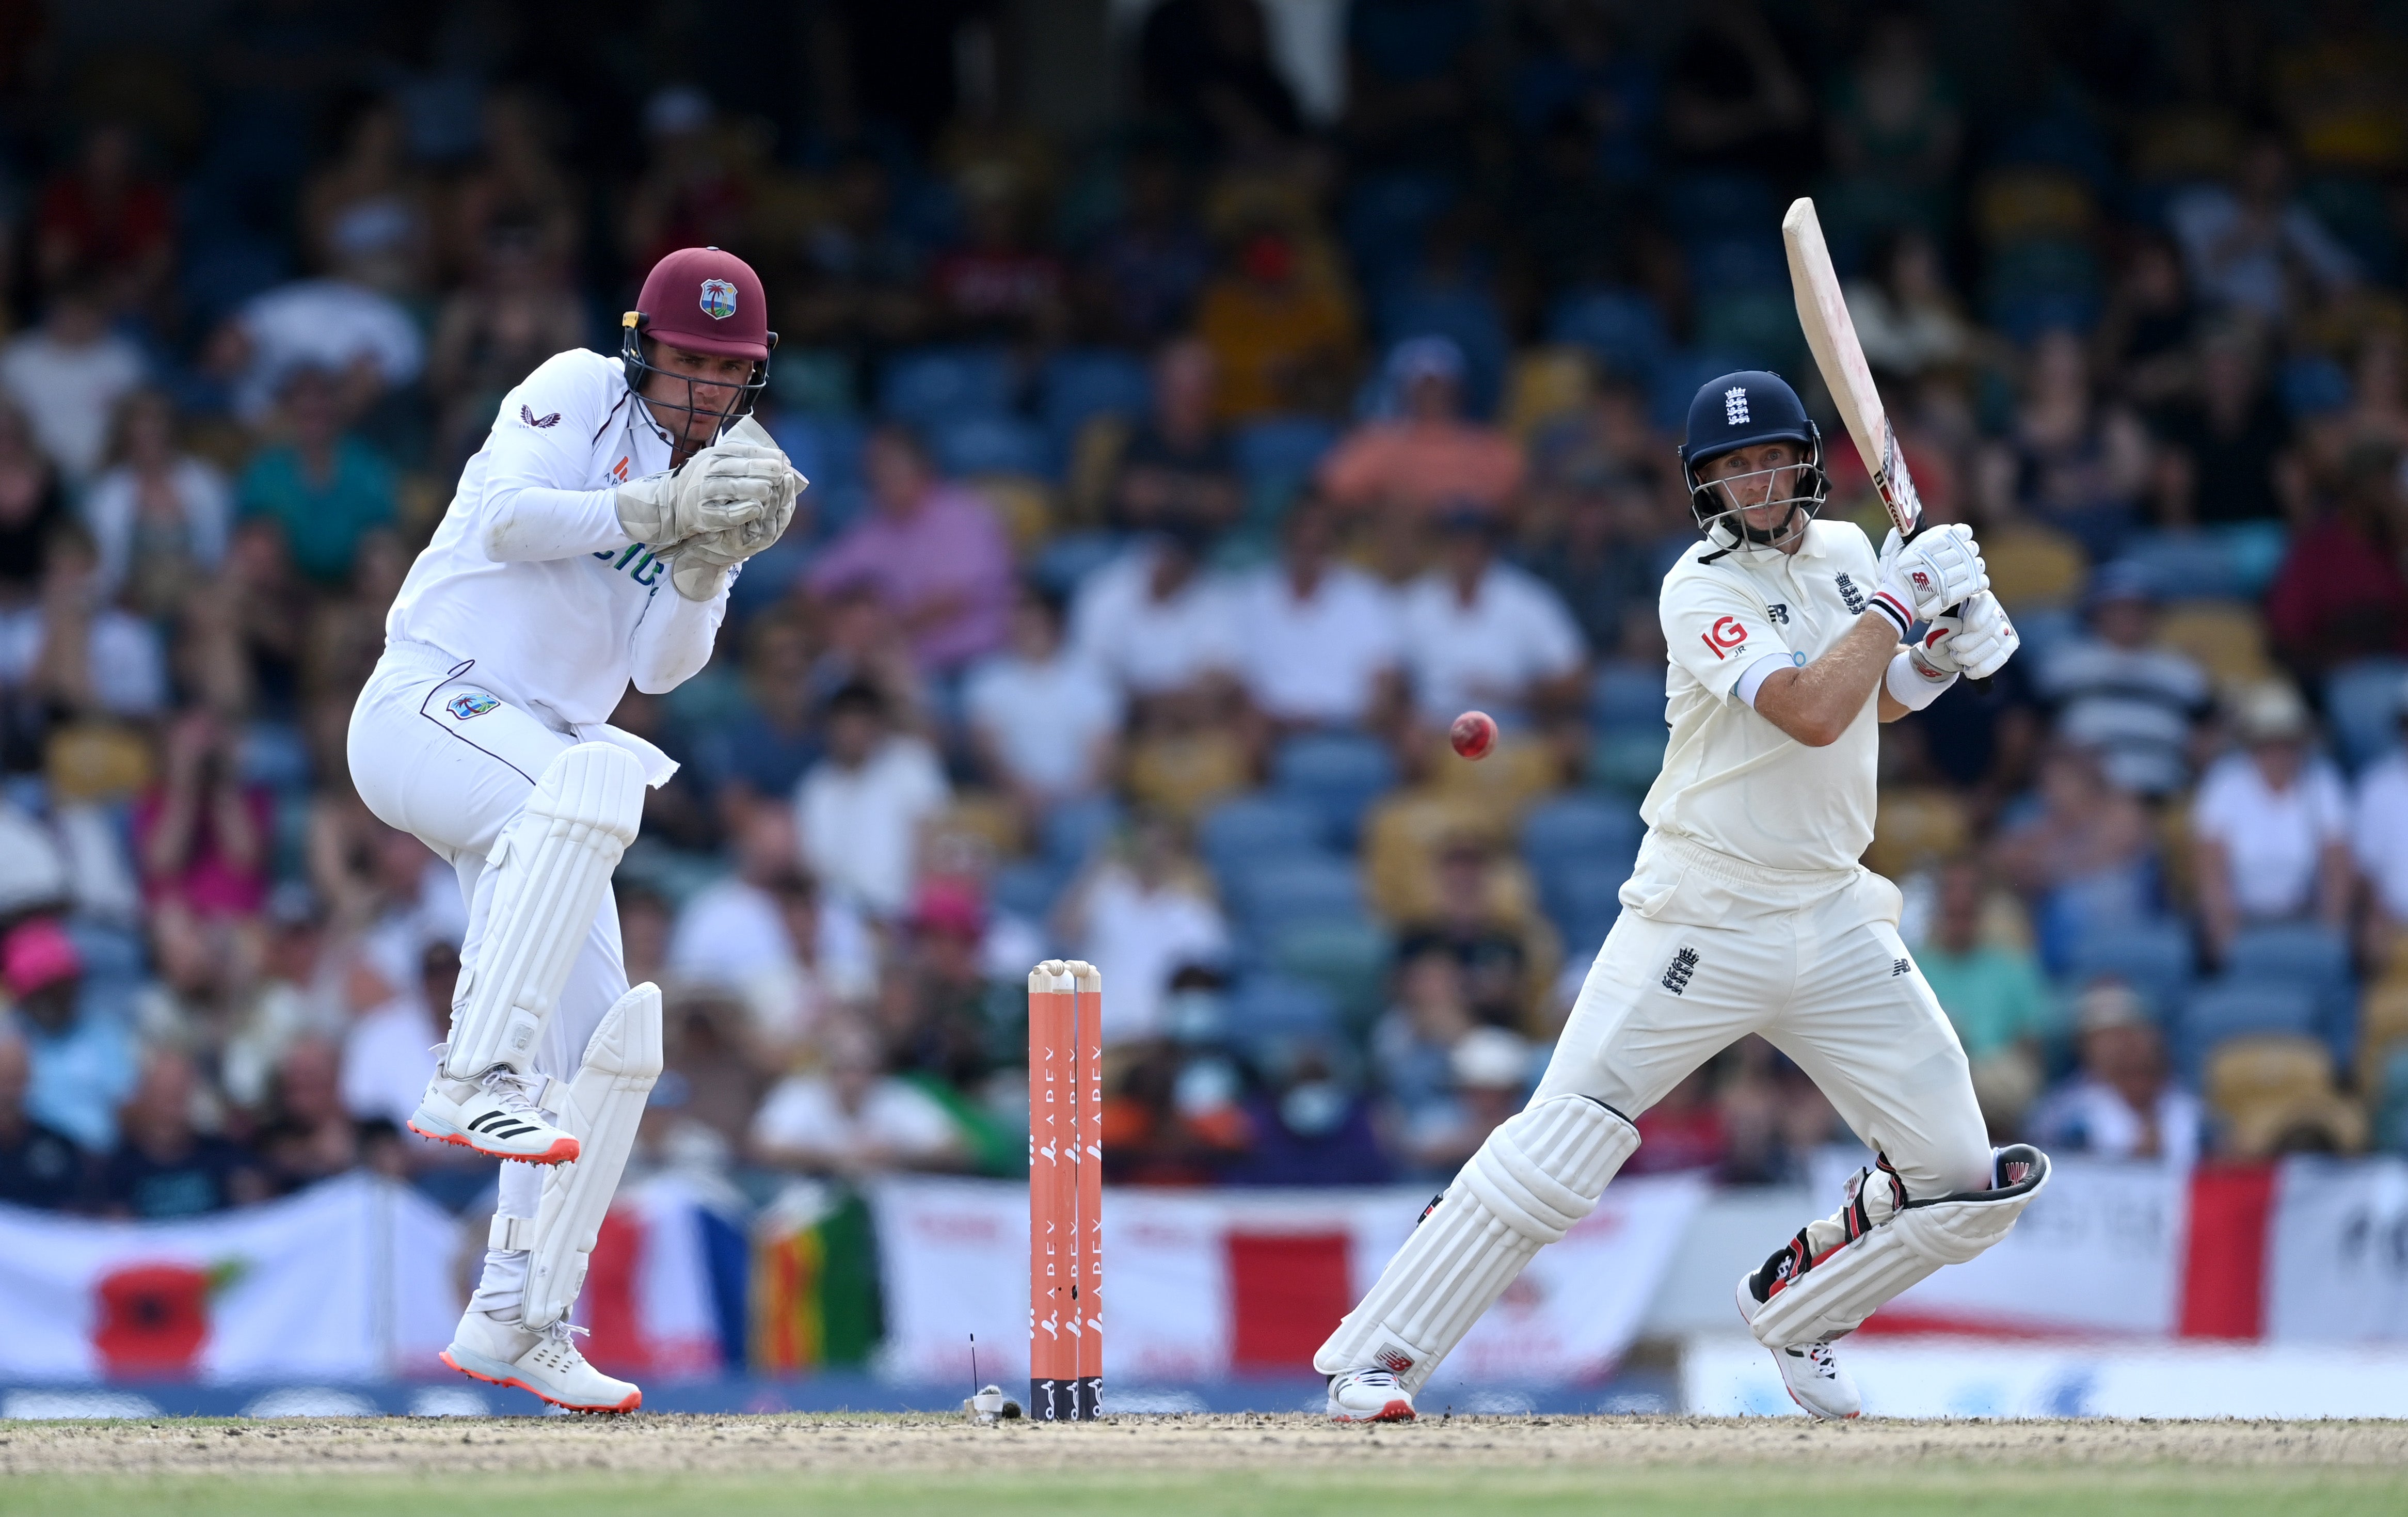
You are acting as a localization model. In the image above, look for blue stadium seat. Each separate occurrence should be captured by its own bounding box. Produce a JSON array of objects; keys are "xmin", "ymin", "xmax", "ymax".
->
[
  {"xmin": 1539, "ymin": 863, "xmax": 1630, "ymax": 949},
  {"xmin": 2225, "ymin": 923, "xmax": 2351, "ymax": 992},
  {"xmin": 1029, "ymin": 532, "xmax": 1125, "ymax": 596},
  {"xmin": 1521, "ymin": 793, "xmax": 1644, "ymax": 881},
  {"xmin": 1040, "ymin": 349, "xmax": 1152, "ymax": 450},
  {"xmin": 1269, "ymin": 918, "xmax": 1395, "ymax": 1024},
  {"xmin": 1233, "ymin": 417, "xmax": 1340, "ymax": 512},
  {"xmin": 1039, "ymin": 795, "xmax": 1120, "ymax": 869},
  {"xmin": 2178, "ymin": 980, "xmax": 2319, "ymax": 1080},
  {"xmin": 1649, "ymin": 347, "xmax": 1756, "ymax": 430},
  {"xmin": 1590, "ymin": 662, "xmax": 1668, "ymax": 733},
  {"xmin": 1198, "ymin": 793, "xmax": 1334, "ymax": 883},
  {"xmin": 879, "ymin": 346, "xmax": 1016, "ymax": 425},
  {"xmin": 1270, "ymin": 732, "xmax": 1399, "ymax": 848},
  {"xmin": 1546, "ymin": 288, "xmax": 1669, "ymax": 380},
  {"xmin": 930, "ymin": 413, "xmax": 1048, "ymax": 477},
  {"xmin": 1230, "ymin": 855, "xmax": 1365, "ymax": 936},
  {"xmin": 2063, "ymin": 916, "xmax": 2195, "ymax": 1020},
  {"xmin": 2324, "ymin": 658, "xmax": 2408, "ymax": 773},
  {"xmin": 991, "ymin": 857, "xmax": 1070, "ymax": 923},
  {"xmin": 1225, "ymin": 974, "xmax": 1342, "ymax": 1047}
]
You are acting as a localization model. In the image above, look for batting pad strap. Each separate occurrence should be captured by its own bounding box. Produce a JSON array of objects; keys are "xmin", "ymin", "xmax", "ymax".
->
[
  {"xmin": 442, "ymin": 743, "xmax": 646, "ymax": 1080},
  {"xmin": 1746, "ymin": 1145, "xmax": 2051, "ymax": 1350},
  {"xmin": 522, "ymin": 983, "xmax": 664, "ymax": 1332},
  {"xmin": 489, "ymin": 1214, "xmax": 535, "ymax": 1252},
  {"xmin": 1313, "ymin": 1095, "xmax": 1638, "ymax": 1394}
]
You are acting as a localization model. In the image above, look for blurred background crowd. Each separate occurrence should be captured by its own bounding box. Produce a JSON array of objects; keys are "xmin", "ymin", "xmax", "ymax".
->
[{"xmin": 5, "ymin": 0, "xmax": 2408, "ymax": 1238}]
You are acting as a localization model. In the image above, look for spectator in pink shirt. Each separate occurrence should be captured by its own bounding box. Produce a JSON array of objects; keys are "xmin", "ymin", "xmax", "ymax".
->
[
  {"xmin": 1318, "ymin": 337, "xmax": 1524, "ymax": 522},
  {"xmin": 133, "ymin": 708, "xmax": 270, "ymax": 920},
  {"xmin": 803, "ymin": 425, "xmax": 1013, "ymax": 674}
]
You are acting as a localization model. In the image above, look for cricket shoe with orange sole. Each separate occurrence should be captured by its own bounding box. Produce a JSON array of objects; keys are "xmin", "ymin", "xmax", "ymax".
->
[
  {"xmin": 441, "ymin": 1308, "xmax": 641, "ymax": 1413},
  {"xmin": 1326, "ymin": 1367, "xmax": 1416, "ymax": 1423},
  {"xmin": 408, "ymin": 1065, "xmax": 580, "ymax": 1164}
]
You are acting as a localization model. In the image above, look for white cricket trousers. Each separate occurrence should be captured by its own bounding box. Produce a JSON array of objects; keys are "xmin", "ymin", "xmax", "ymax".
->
[
  {"xmin": 346, "ymin": 641, "xmax": 633, "ymax": 1316},
  {"xmin": 1535, "ymin": 831, "xmax": 1990, "ymax": 1201}
]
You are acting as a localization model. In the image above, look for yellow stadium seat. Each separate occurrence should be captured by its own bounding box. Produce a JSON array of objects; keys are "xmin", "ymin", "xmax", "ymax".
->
[
  {"xmin": 2205, "ymin": 1033, "xmax": 2367, "ymax": 1157},
  {"xmin": 2155, "ymin": 603, "xmax": 2275, "ymax": 689}
]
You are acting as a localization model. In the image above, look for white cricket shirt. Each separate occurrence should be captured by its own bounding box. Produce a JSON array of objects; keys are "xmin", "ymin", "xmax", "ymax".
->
[
  {"xmin": 384, "ymin": 348, "xmax": 729, "ymax": 727},
  {"xmin": 1642, "ymin": 518, "xmax": 1885, "ymax": 873}
]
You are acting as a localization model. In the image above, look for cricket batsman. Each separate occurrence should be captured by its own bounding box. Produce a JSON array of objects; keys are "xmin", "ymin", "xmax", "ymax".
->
[
  {"xmin": 346, "ymin": 247, "xmax": 802, "ymax": 1411},
  {"xmin": 1320, "ymin": 371, "xmax": 2046, "ymax": 1422}
]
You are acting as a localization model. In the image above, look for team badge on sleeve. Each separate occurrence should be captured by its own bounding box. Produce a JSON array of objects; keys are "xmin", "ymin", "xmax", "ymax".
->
[
  {"xmin": 519, "ymin": 405, "xmax": 561, "ymax": 428},
  {"xmin": 446, "ymin": 693, "xmax": 501, "ymax": 721},
  {"xmin": 699, "ymin": 279, "xmax": 738, "ymax": 320}
]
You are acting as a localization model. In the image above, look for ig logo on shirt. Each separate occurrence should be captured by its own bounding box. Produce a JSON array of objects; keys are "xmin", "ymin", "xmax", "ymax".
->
[{"xmin": 1701, "ymin": 616, "xmax": 1749, "ymax": 661}]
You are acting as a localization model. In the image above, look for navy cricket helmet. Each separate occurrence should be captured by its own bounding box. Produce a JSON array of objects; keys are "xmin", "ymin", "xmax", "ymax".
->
[{"xmin": 1675, "ymin": 370, "xmax": 1828, "ymax": 550}]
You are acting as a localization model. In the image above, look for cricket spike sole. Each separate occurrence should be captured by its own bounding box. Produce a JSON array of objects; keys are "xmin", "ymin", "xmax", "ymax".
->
[
  {"xmin": 439, "ymin": 1346, "xmax": 642, "ymax": 1414},
  {"xmin": 1330, "ymin": 1398, "xmax": 1416, "ymax": 1425},
  {"xmin": 406, "ymin": 1116, "xmax": 580, "ymax": 1165}
]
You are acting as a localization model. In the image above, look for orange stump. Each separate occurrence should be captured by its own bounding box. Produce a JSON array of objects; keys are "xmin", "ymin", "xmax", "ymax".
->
[
  {"xmin": 1027, "ymin": 963, "xmax": 1077, "ymax": 1420},
  {"xmin": 1070, "ymin": 960, "xmax": 1104, "ymax": 1419}
]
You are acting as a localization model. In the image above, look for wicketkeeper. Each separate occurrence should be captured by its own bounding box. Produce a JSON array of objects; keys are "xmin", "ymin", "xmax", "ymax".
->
[
  {"xmin": 1319, "ymin": 371, "xmax": 2048, "ymax": 1422},
  {"xmin": 347, "ymin": 246, "xmax": 801, "ymax": 1411}
]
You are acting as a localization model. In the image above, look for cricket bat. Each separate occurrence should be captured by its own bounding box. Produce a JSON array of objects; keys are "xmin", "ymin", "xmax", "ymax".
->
[{"xmin": 1780, "ymin": 197, "xmax": 1923, "ymax": 543}]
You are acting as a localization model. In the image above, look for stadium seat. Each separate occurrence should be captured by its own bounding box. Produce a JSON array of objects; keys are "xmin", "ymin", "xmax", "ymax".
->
[
  {"xmin": 1545, "ymin": 288, "xmax": 1669, "ymax": 380},
  {"xmin": 930, "ymin": 414, "xmax": 1048, "ymax": 479},
  {"xmin": 1269, "ymin": 918, "xmax": 1395, "ymax": 1025},
  {"xmin": 1225, "ymin": 973, "xmax": 1342, "ymax": 1046},
  {"xmin": 1538, "ymin": 862, "xmax": 1630, "ymax": 949},
  {"xmin": 879, "ymin": 346, "xmax": 1016, "ymax": 425},
  {"xmin": 2204, "ymin": 1033, "xmax": 2366, "ymax": 1157},
  {"xmin": 1271, "ymin": 732, "xmax": 1399, "ymax": 848},
  {"xmin": 1234, "ymin": 416, "xmax": 1340, "ymax": 522},
  {"xmin": 2375, "ymin": 1044, "xmax": 2408, "ymax": 1154},
  {"xmin": 991, "ymin": 857, "xmax": 1069, "ymax": 923},
  {"xmin": 1521, "ymin": 793, "xmax": 1644, "ymax": 883},
  {"xmin": 1029, "ymin": 531, "xmax": 1125, "ymax": 596},
  {"xmin": 2324, "ymin": 658, "xmax": 2408, "ymax": 773},
  {"xmin": 1039, "ymin": 349, "xmax": 1152, "ymax": 452},
  {"xmin": 1198, "ymin": 793, "xmax": 1336, "ymax": 883},
  {"xmin": 2178, "ymin": 980, "xmax": 2319, "ymax": 1080},
  {"xmin": 2063, "ymin": 917, "xmax": 2195, "ymax": 1020},
  {"xmin": 1590, "ymin": 662, "xmax": 1667, "ymax": 733},
  {"xmin": 1039, "ymin": 795, "xmax": 1120, "ymax": 869},
  {"xmin": 1229, "ymin": 855, "xmax": 1366, "ymax": 937}
]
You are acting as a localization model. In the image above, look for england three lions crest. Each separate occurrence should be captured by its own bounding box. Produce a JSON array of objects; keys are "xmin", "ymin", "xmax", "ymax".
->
[{"xmin": 698, "ymin": 279, "xmax": 738, "ymax": 320}]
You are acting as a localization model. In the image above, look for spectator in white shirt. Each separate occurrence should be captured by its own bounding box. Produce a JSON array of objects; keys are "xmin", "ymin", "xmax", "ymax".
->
[
  {"xmin": 0, "ymin": 522, "xmax": 167, "ymax": 722},
  {"xmin": 341, "ymin": 939, "xmax": 451, "ymax": 1129},
  {"xmin": 1054, "ymin": 814, "xmax": 1229, "ymax": 1045},
  {"xmin": 1398, "ymin": 508, "xmax": 1587, "ymax": 726},
  {"xmin": 213, "ymin": 274, "xmax": 424, "ymax": 425},
  {"xmin": 667, "ymin": 804, "xmax": 876, "ymax": 1049},
  {"xmin": 2028, "ymin": 981, "xmax": 2204, "ymax": 1167},
  {"xmin": 964, "ymin": 582, "xmax": 1122, "ymax": 813},
  {"xmin": 0, "ymin": 288, "xmax": 147, "ymax": 487},
  {"xmin": 2350, "ymin": 677, "xmax": 2408, "ymax": 952},
  {"xmin": 2191, "ymin": 681, "xmax": 2351, "ymax": 961},
  {"xmin": 1067, "ymin": 521, "xmax": 1240, "ymax": 700},
  {"xmin": 794, "ymin": 681, "xmax": 950, "ymax": 919},
  {"xmin": 79, "ymin": 390, "xmax": 229, "ymax": 614},
  {"xmin": 749, "ymin": 1016, "xmax": 965, "ymax": 1176},
  {"xmin": 2167, "ymin": 137, "xmax": 2357, "ymax": 323},
  {"xmin": 2037, "ymin": 562, "xmax": 2211, "ymax": 796},
  {"xmin": 1236, "ymin": 496, "xmax": 1404, "ymax": 730}
]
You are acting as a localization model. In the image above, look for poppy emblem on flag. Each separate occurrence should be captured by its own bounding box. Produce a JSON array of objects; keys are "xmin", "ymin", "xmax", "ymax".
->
[
  {"xmin": 699, "ymin": 279, "xmax": 738, "ymax": 320},
  {"xmin": 448, "ymin": 693, "xmax": 500, "ymax": 721}
]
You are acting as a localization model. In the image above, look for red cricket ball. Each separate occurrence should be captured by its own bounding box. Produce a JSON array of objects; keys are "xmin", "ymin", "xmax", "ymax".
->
[{"xmin": 1449, "ymin": 710, "xmax": 1498, "ymax": 761}]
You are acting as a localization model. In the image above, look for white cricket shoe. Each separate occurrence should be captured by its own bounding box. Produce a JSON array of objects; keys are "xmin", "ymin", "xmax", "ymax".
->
[
  {"xmin": 1326, "ymin": 1367, "xmax": 1416, "ymax": 1423},
  {"xmin": 441, "ymin": 1309, "xmax": 641, "ymax": 1413},
  {"xmin": 1735, "ymin": 1274, "xmax": 1860, "ymax": 1420},
  {"xmin": 409, "ymin": 1066, "xmax": 580, "ymax": 1165}
]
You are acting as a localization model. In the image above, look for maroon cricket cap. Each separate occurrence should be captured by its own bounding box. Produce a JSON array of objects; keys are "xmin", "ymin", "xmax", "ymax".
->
[{"xmin": 633, "ymin": 246, "xmax": 770, "ymax": 361}]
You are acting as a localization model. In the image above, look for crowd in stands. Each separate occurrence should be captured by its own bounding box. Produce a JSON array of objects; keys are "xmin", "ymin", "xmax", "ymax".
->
[{"xmin": 7, "ymin": 0, "xmax": 2408, "ymax": 1227}]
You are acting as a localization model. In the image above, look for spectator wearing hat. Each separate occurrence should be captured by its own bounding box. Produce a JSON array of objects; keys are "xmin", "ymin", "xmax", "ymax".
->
[
  {"xmin": 804, "ymin": 424, "xmax": 1014, "ymax": 677},
  {"xmin": 1394, "ymin": 1024, "xmax": 1536, "ymax": 1183},
  {"xmin": 0, "ymin": 1028, "xmax": 85, "ymax": 1208},
  {"xmin": 1397, "ymin": 507, "xmax": 1587, "ymax": 728},
  {"xmin": 2027, "ymin": 981, "xmax": 2204, "ymax": 1166},
  {"xmin": 2192, "ymin": 682, "xmax": 2352, "ymax": 963},
  {"xmin": 2034, "ymin": 561, "xmax": 2210, "ymax": 795},
  {"xmin": 1318, "ymin": 337, "xmax": 1525, "ymax": 522},
  {"xmin": 4, "ymin": 919, "xmax": 137, "ymax": 1153}
]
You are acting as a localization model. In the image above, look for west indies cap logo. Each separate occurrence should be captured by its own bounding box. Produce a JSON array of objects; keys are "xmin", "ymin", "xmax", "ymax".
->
[
  {"xmin": 698, "ymin": 279, "xmax": 738, "ymax": 320},
  {"xmin": 446, "ymin": 692, "xmax": 501, "ymax": 721}
]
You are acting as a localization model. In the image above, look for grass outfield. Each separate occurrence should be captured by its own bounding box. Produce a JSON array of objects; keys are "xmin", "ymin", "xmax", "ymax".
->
[{"xmin": 3, "ymin": 1414, "xmax": 2403, "ymax": 1516}]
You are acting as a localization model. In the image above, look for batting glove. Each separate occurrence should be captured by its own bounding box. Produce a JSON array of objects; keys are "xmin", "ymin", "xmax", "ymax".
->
[
  {"xmin": 1911, "ymin": 591, "xmax": 2019, "ymax": 681},
  {"xmin": 1872, "ymin": 523, "xmax": 1989, "ymax": 634}
]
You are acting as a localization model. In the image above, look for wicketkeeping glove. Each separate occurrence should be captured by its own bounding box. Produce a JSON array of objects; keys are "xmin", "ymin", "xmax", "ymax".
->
[
  {"xmin": 614, "ymin": 435, "xmax": 789, "ymax": 548},
  {"xmin": 1871, "ymin": 523, "xmax": 1989, "ymax": 634},
  {"xmin": 1909, "ymin": 590, "xmax": 2019, "ymax": 681}
]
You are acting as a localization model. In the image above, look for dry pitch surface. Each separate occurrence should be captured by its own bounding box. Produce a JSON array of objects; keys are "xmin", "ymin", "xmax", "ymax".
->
[{"xmin": 4, "ymin": 1412, "xmax": 2405, "ymax": 1516}]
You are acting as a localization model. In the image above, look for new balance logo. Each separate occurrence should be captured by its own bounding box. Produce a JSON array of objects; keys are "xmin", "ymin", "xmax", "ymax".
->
[
  {"xmin": 1662, "ymin": 947, "xmax": 1700, "ymax": 995},
  {"xmin": 1834, "ymin": 572, "xmax": 1866, "ymax": 615},
  {"xmin": 1724, "ymin": 387, "xmax": 1750, "ymax": 424},
  {"xmin": 1892, "ymin": 958, "xmax": 1912, "ymax": 977},
  {"xmin": 1375, "ymin": 1346, "xmax": 1415, "ymax": 1376},
  {"xmin": 1766, "ymin": 602, "xmax": 1789, "ymax": 625}
]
